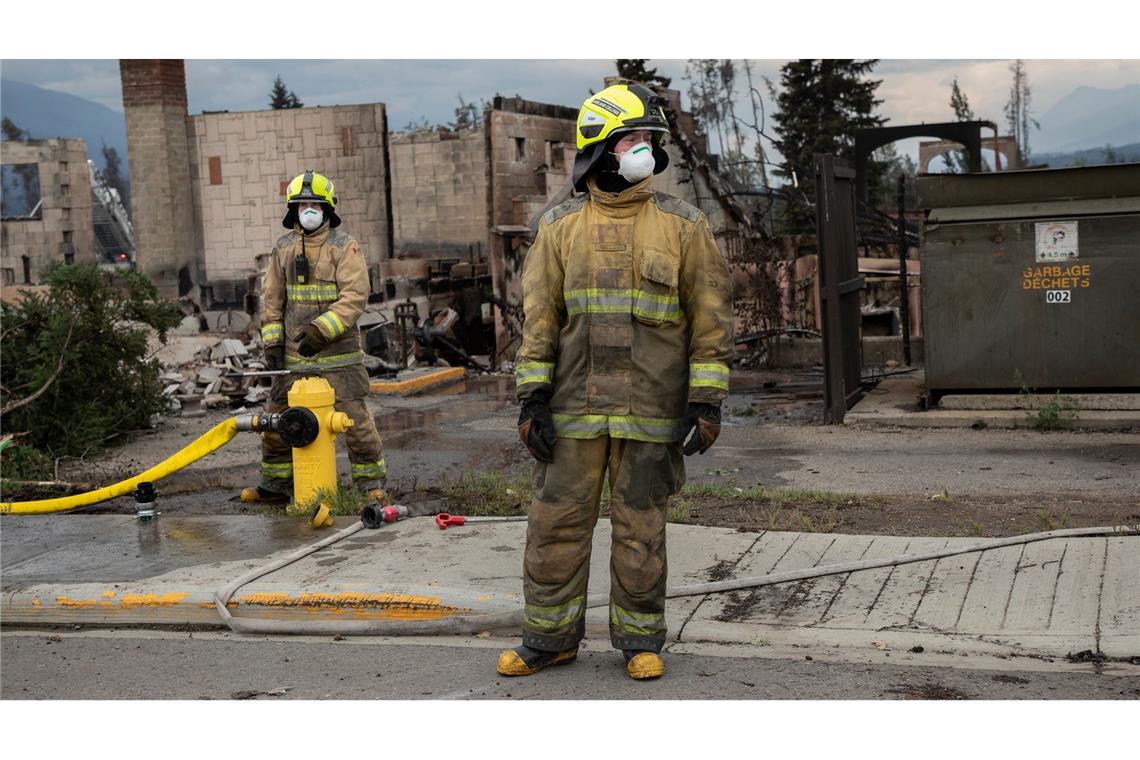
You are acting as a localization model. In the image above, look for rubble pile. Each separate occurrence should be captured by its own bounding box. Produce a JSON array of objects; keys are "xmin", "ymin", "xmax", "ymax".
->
[{"xmin": 159, "ymin": 335, "xmax": 271, "ymax": 417}]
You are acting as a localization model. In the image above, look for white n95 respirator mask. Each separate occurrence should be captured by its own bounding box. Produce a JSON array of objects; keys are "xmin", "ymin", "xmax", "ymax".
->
[
  {"xmin": 298, "ymin": 207, "xmax": 324, "ymax": 231},
  {"xmin": 617, "ymin": 142, "xmax": 656, "ymax": 182}
]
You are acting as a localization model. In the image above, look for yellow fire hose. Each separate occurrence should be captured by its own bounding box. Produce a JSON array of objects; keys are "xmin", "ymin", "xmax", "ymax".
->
[{"xmin": 1, "ymin": 417, "xmax": 241, "ymax": 515}]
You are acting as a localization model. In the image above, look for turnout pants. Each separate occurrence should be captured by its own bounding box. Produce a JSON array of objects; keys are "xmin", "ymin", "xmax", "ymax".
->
[
  {"xmin": 258, "ymin": 366, "xmax": 387, "ymax": 494},
  {"xmin": 522, "ymin": 436, "xmax": 684, "ymax": 653}
]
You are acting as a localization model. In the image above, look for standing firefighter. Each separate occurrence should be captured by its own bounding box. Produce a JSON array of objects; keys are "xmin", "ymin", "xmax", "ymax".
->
[
  {"xmin": 241, "ymin": 170, "xmax": 388, "ymax": 504},
  {"xmin": 498, "ymin": 83, "xmax": 734, "ymax": 680}
]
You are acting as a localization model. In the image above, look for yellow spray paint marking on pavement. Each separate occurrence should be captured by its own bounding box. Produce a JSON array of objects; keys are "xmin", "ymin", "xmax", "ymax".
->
[
  {"xmin": 238, "ymin": 592, "xmax": 464, "ymax": 620},
  {"xmin": 102, "ymin": 591, "xmax": 116, "ymax": 598},
  {"xmin": 56, "ymin": 596, "xmax": 97, "ymax": 608},
  {"xmin": 119, "ymin": 592, "xmax": 188, "ymax": 608},
  {"xmin": 31, "ymin": 599, "xmax": 42, "ymax": 608}
]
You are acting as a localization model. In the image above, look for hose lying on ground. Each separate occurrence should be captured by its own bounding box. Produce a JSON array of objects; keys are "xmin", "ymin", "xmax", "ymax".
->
[
  {"xmin": 215, "ymin": 521, "xmax": 1139, "ymax": 636},
  {"xmin": 1, "ymin": 417, "xmax": 241, "ymax": 515}
]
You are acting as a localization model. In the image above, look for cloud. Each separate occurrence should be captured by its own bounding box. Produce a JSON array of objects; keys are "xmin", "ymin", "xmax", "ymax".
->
[{"xmin": 4, "ymin": 58, "xmax": 1135, "ymax": 161}]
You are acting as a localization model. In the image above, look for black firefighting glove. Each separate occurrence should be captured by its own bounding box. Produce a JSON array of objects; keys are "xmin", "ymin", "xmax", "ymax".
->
[
  {"xmin": 293, "ymin": 323, "xmax": 330, "ymax": 358},
  {"xmin": 518, "ymin": 389, "xmax": 557, "ymax": 463},
  {"xmin": 265, "ymin": 345, "xmax": 285, "ymax": 371},
  {"xmin": 680, "ymin": 402, "xmax": 722, "ymax": 456}
]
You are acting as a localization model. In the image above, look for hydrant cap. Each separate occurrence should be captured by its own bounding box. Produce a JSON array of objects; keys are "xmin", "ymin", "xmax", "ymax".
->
[{"xmin": 287, "ymin": 376, "xmax": 337, "ymax": 408}]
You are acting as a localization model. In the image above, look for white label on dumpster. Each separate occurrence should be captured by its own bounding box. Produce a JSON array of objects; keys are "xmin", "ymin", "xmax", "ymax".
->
[
  {"xmin": 1035, "ymin": 221, "xmax": 1079, "ymax": 262},
  {"xmin": 1046, "ymin": 289, "xmax": 1071, "ymax": 304}
]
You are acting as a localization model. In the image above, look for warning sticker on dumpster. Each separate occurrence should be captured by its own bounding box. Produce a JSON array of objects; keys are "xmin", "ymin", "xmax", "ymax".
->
[{"xmin": 1035, "ymin": 221, "xmax": 1079, "ymax": 262}]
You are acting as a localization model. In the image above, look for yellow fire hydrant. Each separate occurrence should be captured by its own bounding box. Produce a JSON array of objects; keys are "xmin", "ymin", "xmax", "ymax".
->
[{"xmin": 288, "ymin": 377, "xmax": 353, "ymax": 528}]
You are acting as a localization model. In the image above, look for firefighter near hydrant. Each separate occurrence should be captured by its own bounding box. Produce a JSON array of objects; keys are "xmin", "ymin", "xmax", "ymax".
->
[
  {"xmin": 242, "ymin": 170, "xmax": 389, "ymax": 510},
  {"xmin": 499, "ymin": 83, "xmax": 734, "ymax": 680}
]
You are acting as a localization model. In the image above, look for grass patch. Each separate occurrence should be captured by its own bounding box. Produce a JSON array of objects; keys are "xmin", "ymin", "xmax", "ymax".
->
[
  {"xmin": 1016, "ymin": 371, "xmax": 1080, "ymax": 430},
  {"xmin": 666, "ymin": 497, "xmax": 693, "ymax": 524},
  {"xmin": 1028, "ymin": 390, "xmax": 1080, "ymax": 431},
  {"xmin": 290, "ymin": 485, "xmax": 370, "ymax": 518},
  {"xmin": 432, "ymin": 470, "xmax": 533, "ymax": 517},
  {"xmin": 676, "ymin": 483, "xmax": 854, "ymax": 533},
  {"xmin": 1032, "ymin": 509, "xmax": 1072, "ymax": 532},
  {"xmin": 682, "ymin": 481, "xmax": 849, "ymax": 508},
  {"xmin": 949, "ymin": 518, "xmax": 986, "ymax": 537},
  {"xmin": 752, "ymin": 503, "xmax": 846, "ymax": 533}
]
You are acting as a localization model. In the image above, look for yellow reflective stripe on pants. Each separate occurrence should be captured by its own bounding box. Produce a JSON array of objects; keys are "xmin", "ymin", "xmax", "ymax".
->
[
  {"xmin": 610, "ymin": 601, "xmax": 666, "ymax": 637},
  {"xmin": 516, "ymin": 361, "xmax": 555, "ymax": 387},
  {"xmin": 261, "ymin": 322, "xmax": 285, "ymax": 344},
  {"xmin": 350, "ymin": 460, "xmax": 387, "ymax": 480},
  {"xmin": 286, "ymin": 283, "xmax": 339, "ymax": 303},
  {"xmin": 315, "ymin": 310, "xmax": 347, "ymax": 340},
  {"xmin": 284, "ymin": 351, "xmax": 363, "ymax": 371},
  {"xmin": 563, "ymin": 288, "xmax": 682, "ymax": 321},
  {"xmin": 551, "ymin": 413, "xmax": 682, "ymax": 443},
  {"xmin": 524, "ymin": 595, "xmax": 587, "ymax": 630},
  {"xmin": 689, "ymin": 361, "xmax": 729, "ymax": 390},
  {"xmin": 261, "ymin": 461, "xmax": 292, "ymax": 480}
]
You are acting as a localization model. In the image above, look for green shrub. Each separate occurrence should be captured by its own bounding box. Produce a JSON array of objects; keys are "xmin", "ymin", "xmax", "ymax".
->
[{"xmin": 0, "ymin": 264, "xmax": 182, "ymax": 475}]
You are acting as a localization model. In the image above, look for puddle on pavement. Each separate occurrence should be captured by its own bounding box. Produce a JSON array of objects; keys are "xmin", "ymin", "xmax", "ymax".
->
[
  {"xmin": 2, "ymin": 515, "xmax": 350, "ymax": 584},
  {"xmin": 374, "ymin": 376, "xmax": 515, "ymax": 434}
]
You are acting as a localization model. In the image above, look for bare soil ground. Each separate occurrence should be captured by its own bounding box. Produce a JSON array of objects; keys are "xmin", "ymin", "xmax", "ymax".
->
[
  {"xmin": 674, "ymin": 491, "xmax": 1140, "ymax": 537},
  {"xmin": 7, "ymin": 372, "xmax": 1137, "ymax": 539}
]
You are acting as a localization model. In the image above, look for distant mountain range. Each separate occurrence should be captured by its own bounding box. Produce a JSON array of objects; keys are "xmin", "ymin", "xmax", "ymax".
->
[
  {"xmin": 0, "ymin": 78, "xmax": 128, "ymax": 175},
  {"xmin": 1, "ymin": 77, "xmax": 1136, "ymax": 180},
  {"xmin": 1034, "ymin": 83, "xmax": 1140, "ymax": 154},
  {"xmin": 1032, "ymin": 142, "xmax": 1140, "ymax": 168}
]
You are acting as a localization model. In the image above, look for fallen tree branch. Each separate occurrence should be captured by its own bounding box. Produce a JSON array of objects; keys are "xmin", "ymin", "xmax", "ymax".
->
[{"xmin": 1, "ymin": 322, "xmax": 73, "ymax": 417}]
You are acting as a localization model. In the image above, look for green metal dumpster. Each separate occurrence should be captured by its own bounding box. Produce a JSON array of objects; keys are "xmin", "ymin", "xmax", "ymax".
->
[{"xmin": 917, "ymin": 163, "xmax": 1140, "ymax": 396}]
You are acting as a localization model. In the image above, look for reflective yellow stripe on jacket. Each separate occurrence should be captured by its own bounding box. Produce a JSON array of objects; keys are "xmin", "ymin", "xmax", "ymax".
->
[
  {"xmin": 284, "ymin": 350, "xmax": 363, "ymax": 371},
  {"xmin": 689, "ymin": 362, "xmax": 729, "ymax": 392},
  {"xmin": 551, "ymin": 413, "xmax": 682, "ymax": 443},
  {"xmin": 314, "ymin": 310, "xmax": 347, "ymax": 340},
  {"xmin": 516, "ymin": 361, "xmax": 555, "ymax": 389},
  {"xmin": 563, "ymin": 288, "xmax": 683, "ymax": 322},
  {"xmin": 286, "ymin": 283, "xmax": 339, "ymax": 303},
  {"xmin": 261, "ymin": 322, "xmax": 285, "ymax": 346}
]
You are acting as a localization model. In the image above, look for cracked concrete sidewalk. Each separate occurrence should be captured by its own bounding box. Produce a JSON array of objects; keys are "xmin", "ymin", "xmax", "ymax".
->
[{"xmin": 2, "ymin": 515, "xmax": 1136, "ymax": 673}]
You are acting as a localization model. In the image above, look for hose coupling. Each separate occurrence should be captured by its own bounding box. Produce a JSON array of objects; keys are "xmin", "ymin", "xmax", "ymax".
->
[
  {"xmin": 361, "ymin": 504, "xmax": 410, "ymax": 529},
  {"xmin": 235, "ymin": 409, "xmax": 320, "ymax": 448}
]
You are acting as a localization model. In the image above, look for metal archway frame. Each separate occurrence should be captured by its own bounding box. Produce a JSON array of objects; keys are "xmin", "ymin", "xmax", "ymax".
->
[{"xmin": 854, "ymin": 120, "xmax": 997, "ymax": 203}]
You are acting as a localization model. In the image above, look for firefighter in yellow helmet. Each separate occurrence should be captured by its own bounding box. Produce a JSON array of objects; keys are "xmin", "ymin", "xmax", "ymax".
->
[
  {"xmin": 497, "ymin": 83, "xmax": 734, "ymax": 680},
  {"xmin": 241, "ymin": 170, "xmax": 388, "ymax": 505}
]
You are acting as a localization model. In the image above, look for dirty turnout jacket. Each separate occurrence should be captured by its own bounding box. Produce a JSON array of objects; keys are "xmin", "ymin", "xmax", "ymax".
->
[
  {"xmin": 260, "ymin": 223, "xmax": 369, "ymax": 372},
  {"xmin": 515, "ymin": 176, "xmax": 734, "ymax": 443}
]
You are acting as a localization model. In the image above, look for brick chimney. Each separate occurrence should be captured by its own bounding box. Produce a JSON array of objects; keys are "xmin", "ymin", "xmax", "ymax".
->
[{"xmin": 120, "ymin": 59, "xmax": 198, "ymax": 300}]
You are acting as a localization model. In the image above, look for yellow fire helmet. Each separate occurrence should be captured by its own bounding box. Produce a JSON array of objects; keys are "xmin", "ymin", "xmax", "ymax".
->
[
  {"xmin": 573, "ymin": 82, "xmax": 671, "ymax": 191},
  {"xmin": 282, "ymin": 169, "xmax": 341, "ymax": 229}
]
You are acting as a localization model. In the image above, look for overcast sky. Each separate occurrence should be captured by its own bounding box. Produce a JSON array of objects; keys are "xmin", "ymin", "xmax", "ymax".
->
[
  {"xmin": 2, "ymin": 58, "xmax": 1136, "ymax": 157},
  {"xmin": 3, "ymin": 58, "xmax": 1135, "ymax": 126}
]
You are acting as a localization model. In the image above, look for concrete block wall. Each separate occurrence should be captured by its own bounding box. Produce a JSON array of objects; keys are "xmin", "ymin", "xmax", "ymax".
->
[
  {"xmin": 186, "ymin": 103, "xmax": 391, "ymax": 298},
  {"xmin": 487, "ymin": 106, "xmax": 577, "ymax": 230},
  {"xmin": 120, "ymin": 59, "xmax": 198, "ymax": 300},
  {"xmin": 1, "ymin": 138, "xmax": 96, "ymax": 286},
  {"xmin": 390, "ymin": 129, "xmax": 486, "ymax": 258},
  {"xmin": 485, "ymin": 104, "xmax": 579, "ymax": 360}
]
